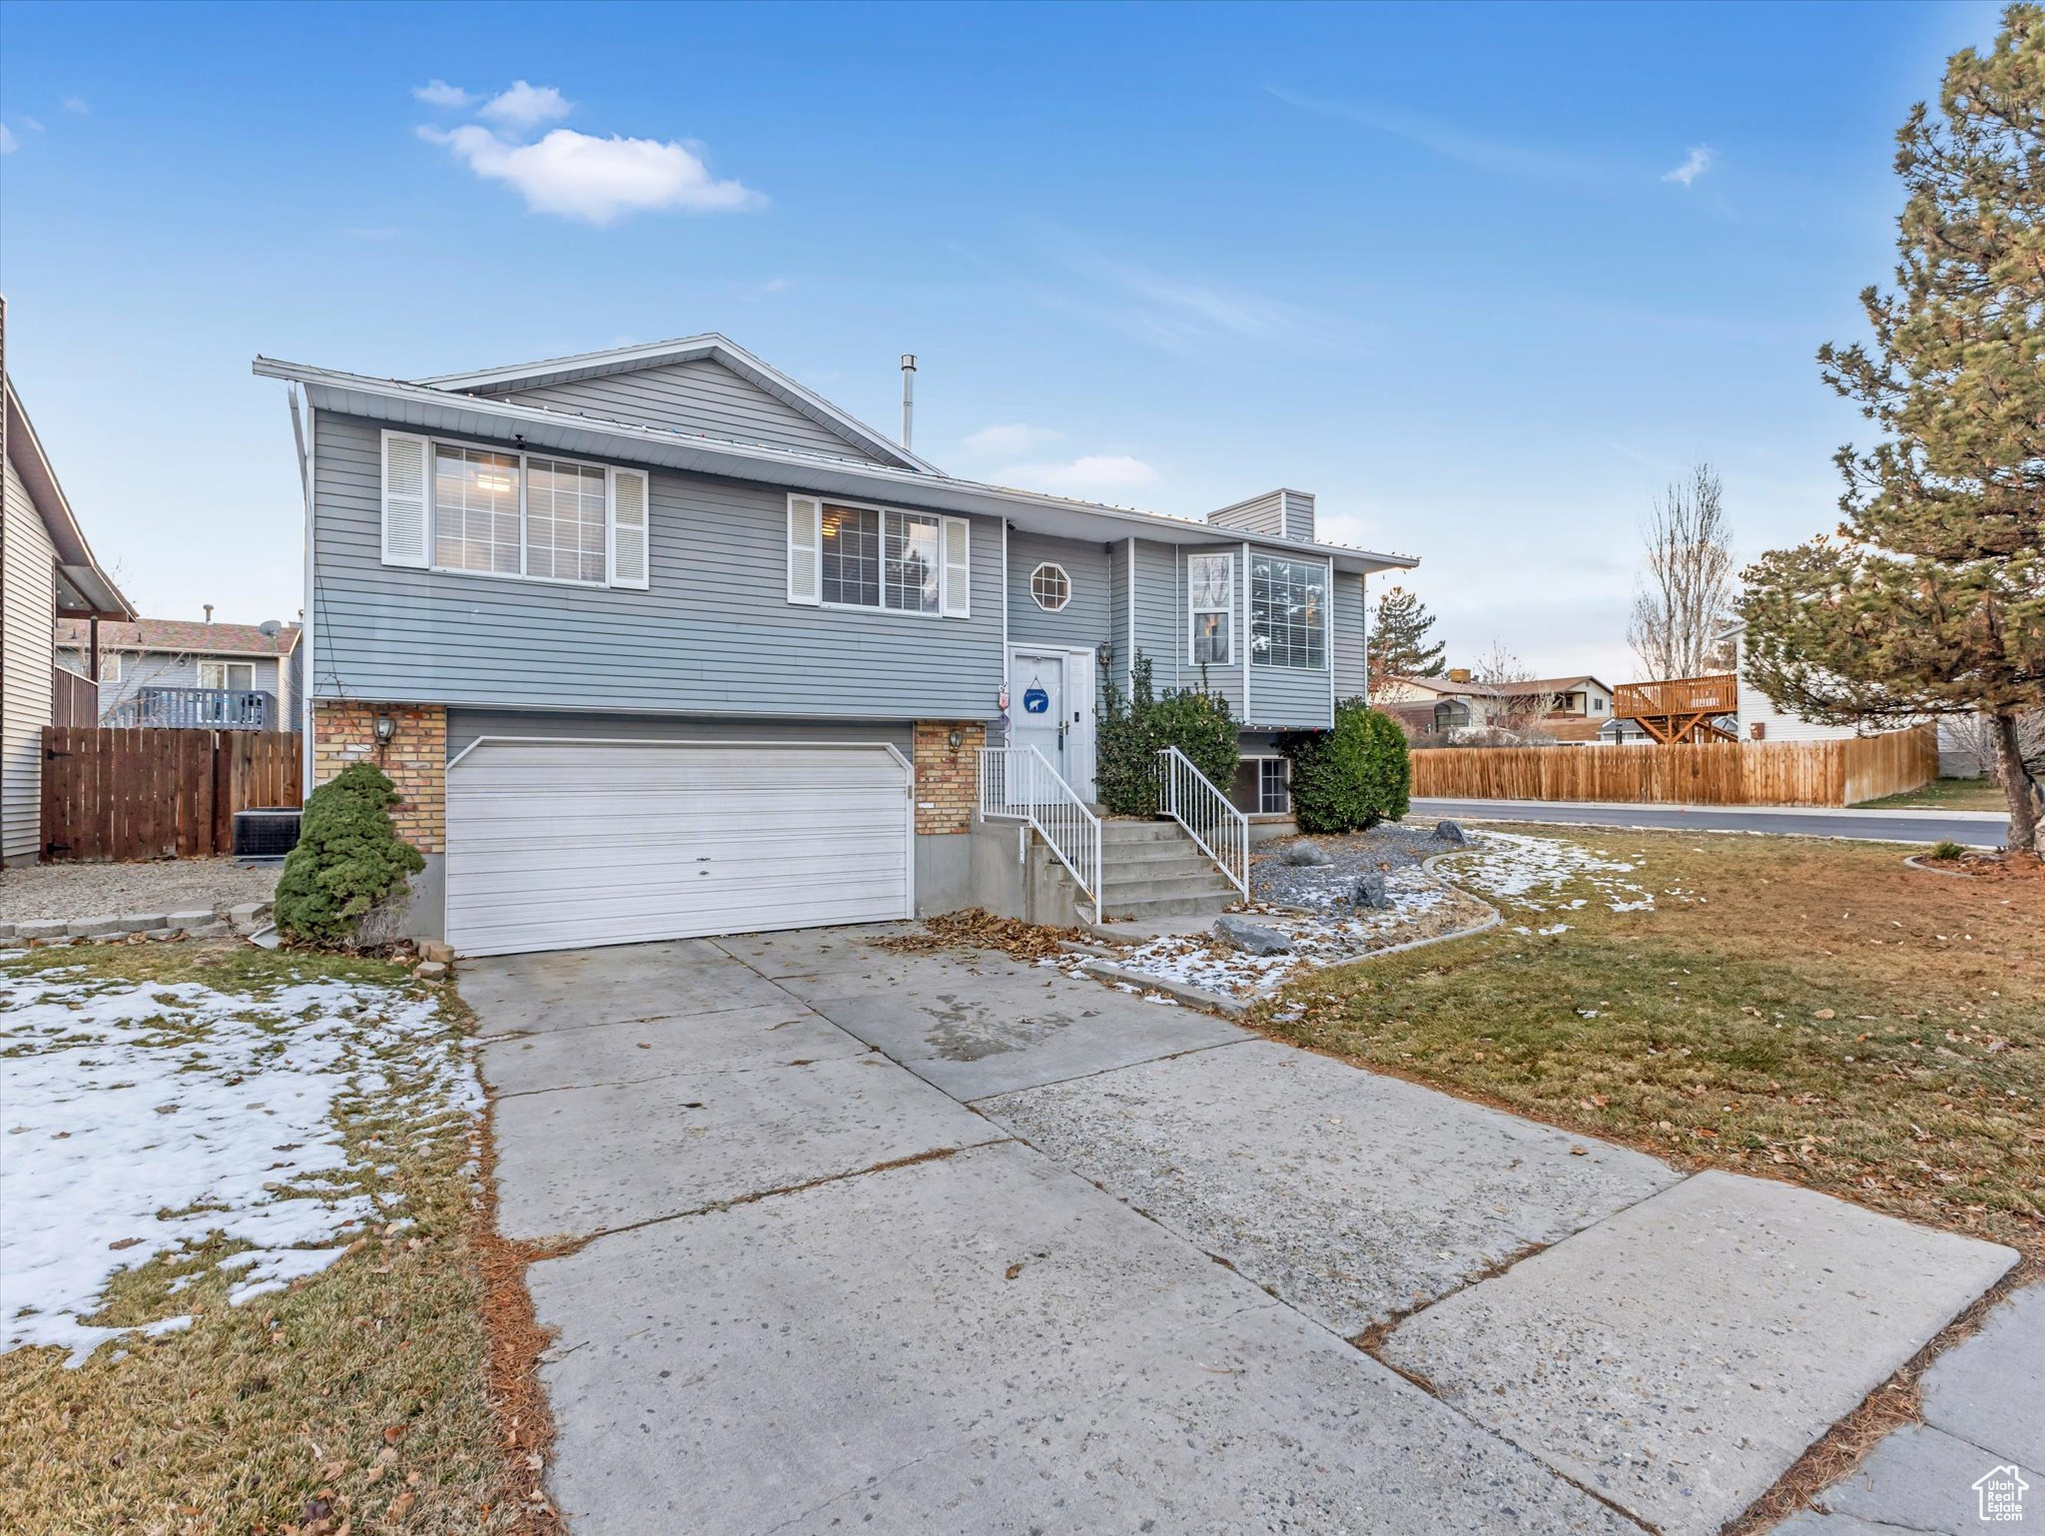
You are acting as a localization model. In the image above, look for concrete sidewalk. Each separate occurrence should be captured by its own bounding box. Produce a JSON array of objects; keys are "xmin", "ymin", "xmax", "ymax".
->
[{"xmin": 470, "ymin": 928, "xmax": 2020, "ymax": 1536}]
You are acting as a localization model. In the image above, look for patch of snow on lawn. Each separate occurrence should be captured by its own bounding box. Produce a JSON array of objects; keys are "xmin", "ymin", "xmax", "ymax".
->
[
  {"xmin": 0, "ymin": 968, "xmax": 478, "ymax": 1364},
  {"xmin": 1448, "ymin": 832, "xmax": 1655, "ymax": 914}
]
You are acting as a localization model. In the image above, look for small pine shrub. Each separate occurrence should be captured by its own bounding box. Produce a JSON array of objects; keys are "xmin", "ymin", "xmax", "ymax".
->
[
  {"xmin": 1928, "ymin": 840, "xmax": 1967, "ymax": 861},
  {"xmin": 274, "ymin": 761, "xmax": 426, "ymax": 948},
  {"xmin": 1280, "ymin": 698, "xmax": 1412, "ymax": 834},
  {"xmin": 1094, "ymin": 651, "xmax": 1240, "ymax": 816}
]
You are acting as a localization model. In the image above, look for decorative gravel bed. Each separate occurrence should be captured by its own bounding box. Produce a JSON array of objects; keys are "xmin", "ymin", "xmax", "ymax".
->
[
  {"xmin": 0, "ymin": 859, "xmax": 280, "ymax": 924},
  {"xmin": 1250, "ymin": 822, "xmax": 1458, "ymax": 909}
]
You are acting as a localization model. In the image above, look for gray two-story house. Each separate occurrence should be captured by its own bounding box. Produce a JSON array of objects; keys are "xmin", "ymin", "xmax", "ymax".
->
[{"xmin": 255, "ymin": 335, "xmax": 1414, "ymax": 955}]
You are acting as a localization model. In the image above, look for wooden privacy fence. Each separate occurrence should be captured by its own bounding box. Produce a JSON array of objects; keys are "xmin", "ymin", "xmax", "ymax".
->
[
  {"xmin": 1410, "ymin": 725, "xmax": 1938, "ymax": 808},
  {"xmin": 40, "ymin": 728, "xmax": 302, "ymax": 862}
]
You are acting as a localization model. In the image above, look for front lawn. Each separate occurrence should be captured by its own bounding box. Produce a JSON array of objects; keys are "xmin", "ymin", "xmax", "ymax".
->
[
  {"xmin": 1857, "ymin": 775, "xmax": 2010, "ymax": 812},
  {"xmin": 1262, "ymin": 827, "xmax": 2044, "ymax": 1262},
  {"xmin": 0, "ymin": 942, "xmax": 545, "ymax": 1535}
]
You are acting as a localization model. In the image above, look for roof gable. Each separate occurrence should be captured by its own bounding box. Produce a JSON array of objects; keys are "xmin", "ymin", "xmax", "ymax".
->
[{"xmin": 415, "ymin": 334, "xmax": 936, "ymax": 473}]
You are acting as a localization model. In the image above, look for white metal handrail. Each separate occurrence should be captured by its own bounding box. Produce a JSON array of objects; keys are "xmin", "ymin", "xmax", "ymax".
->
[
  {"xmin": 1155, "ymin": 746, "xmax": 1250, "ymax": 899},
  {"xmin": 978, "ymin": 746, "xmax": 1103, "ymax": 923}
]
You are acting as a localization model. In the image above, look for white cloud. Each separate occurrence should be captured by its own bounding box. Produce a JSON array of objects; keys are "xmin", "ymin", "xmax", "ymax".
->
[
  {"xmin": 1663, "ymin": 146, "xmax": 1714, "ymax": 187},
  {"xmin": 478, "ymin": 80, "xmax": 571, "ymax": 131},
  {"xmin": 995, "ymin": 454, "xmax": 1160, "ymax": 496},
  {"xmin": 0, "ymin": 125, "xmax": 15, "ymax": 155},
  {"xmin": 19, "ymin": 115, "xmax": 43, "ymax": 134},
  {"xmin": 964, "ymin": 422, "xmax": 1061, "ymax": 456},
  {"xmin": 421, "ymin": 124, "xmax": 762, "ymax": 224},
  {"xmin": 413, "ymin": 79, "xmax": 474, "ymax": 109},
  {"xmin": 761, "ymin": 276, "xmax": 790, "ymax": 293},
  {"xmin": 61, "ymin": 96, "xmax": 88, "ymax": 115}
]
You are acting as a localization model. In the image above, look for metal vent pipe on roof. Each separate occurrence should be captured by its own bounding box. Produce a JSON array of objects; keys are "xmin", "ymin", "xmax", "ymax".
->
[{"xmin": 900, "ymin": 354, "xmax": 916, "ymax": 451}]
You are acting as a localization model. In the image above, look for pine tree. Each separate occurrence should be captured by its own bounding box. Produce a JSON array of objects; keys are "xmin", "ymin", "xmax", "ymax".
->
[
  {"xmin": 1366, "ymin": 585, "xmax": 1447, "ymax": 702},
  {"xmin": 1739, "ymin": 4, "xmax": 2044, "ymax": 853}
]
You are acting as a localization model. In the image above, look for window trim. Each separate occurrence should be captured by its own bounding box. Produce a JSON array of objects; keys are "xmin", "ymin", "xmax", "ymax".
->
[
  {"xmin": 1237, "ymin": 753, "xmax": 1292, "ymax": 815},
  {"xmin": 812, "ymin": 493, "xmax": 966, "ymax": 620},
  {"xmin": 1249, "ymin": 551, "xmax": 1330, "ymax": 672},
  {"xmin": 421, "ymin": 437, "xmax": 618, "ymax": 589},
  {"xmin": 1187, "ymin": 551, "xmax": 1234, "ymax": 668},
  {"xmin": 1029, "ymin": 561, "xmax": 1072, "ymax": 612}
]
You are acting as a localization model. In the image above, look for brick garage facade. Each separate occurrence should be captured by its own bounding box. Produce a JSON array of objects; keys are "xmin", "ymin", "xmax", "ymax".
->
[
  {"xmin": 913, "ymin": 721, "xmax": 984, "ymax": 835},
  {"xmin": 312, "ymin": 702, "xmax": 447, "ymax": 854}
]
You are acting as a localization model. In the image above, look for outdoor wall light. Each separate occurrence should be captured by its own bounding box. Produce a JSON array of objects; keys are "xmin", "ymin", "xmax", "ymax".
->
[
  {"xmin": 947, "ymin": 728, "xmax": 963, "ymax": 751},
  {"xmin": 374, "ymin": 714, "xmax": 397, "ymax": 746},
  {"xmin": 1096, "ymin": 641, "xmax": 1114, "ymax": 669}
]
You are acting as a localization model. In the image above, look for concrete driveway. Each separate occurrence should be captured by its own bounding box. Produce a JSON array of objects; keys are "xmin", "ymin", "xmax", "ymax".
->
[{"xmin": 466, "ymin": 928, "xmax": 2017, "ymax": 1536}]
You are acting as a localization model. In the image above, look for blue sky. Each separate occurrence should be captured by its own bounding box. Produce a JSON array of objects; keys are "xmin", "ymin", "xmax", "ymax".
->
[{"xmin": 0, "ymin": 0, "xmax": 2001, "ymax": 683}]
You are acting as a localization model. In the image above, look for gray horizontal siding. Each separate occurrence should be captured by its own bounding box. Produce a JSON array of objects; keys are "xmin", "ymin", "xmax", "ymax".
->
[
  {"xmin": 1333, "ymin": 573, "xmax": 1367, "ymax": 700},
  {"xmin": 1129, "ymin": 539, "xmax": 1182, "ymax": 696},
  {"xmin": 1281, "ymin": 490, "xmax": 1315, "ymax": 544},
  {"xmin": 66, "ymin": 650, "xmax": 285, "ymax": 723},
  {"xmin": 1006, "ymin": 531, "xmax": 1113, "ymax": 651},
  {"xmin": 1108, "ymin": 539, "xmax": 1132, "ymax": 702},
  {"xmin": 1206, "ymin": 491, "xmax": 1284, "ymax": 537},
  {"xmin": 312, "ymin": 412, "xmax": 1003, "ymax": 720},
  {"xmin": 490, "ymin": 359, "xmax": 886, "ymax": 462},
  {"xmin": 1249, "ymin": 664, "xmax": 1330, "ymax": 729},
  {"xmin": 447, "ymin": 708, "xmax": 912, "ymax": 762}
]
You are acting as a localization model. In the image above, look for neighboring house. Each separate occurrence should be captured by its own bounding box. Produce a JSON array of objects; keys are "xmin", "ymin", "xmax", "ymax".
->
[
  {"xmin": 2, "ymin": 302, "xmax": 136, "ymax": 864},
  {"xmin": 255, "ymin": 334, "xmax": 1415, "ymax": 954},
  {"xmin": 1381, "ymin": 670, "xmax": 1615, "ymax": 741},
  {"xmin": 56, "ymin": 616, "xmax": 302, "ymax": 730},
  {"xmin": 1717, "ymin": 619, "xmax": 1863, "ymax": 745}
]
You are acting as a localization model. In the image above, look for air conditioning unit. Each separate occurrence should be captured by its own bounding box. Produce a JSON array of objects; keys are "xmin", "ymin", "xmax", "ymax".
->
[{"xmin": 233, "ymin": 807, "xmax": 302, "ymax": 860}]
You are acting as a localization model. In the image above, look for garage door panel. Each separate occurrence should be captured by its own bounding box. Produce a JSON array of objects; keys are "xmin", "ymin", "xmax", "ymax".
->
[{"xmin": 446, "ymin": 740, "xmax": 913, "ymax": 956}]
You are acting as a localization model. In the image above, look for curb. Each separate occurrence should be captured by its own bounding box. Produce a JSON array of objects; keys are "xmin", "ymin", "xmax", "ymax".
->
[
  {"xmin": 0, "ymin": 900, "xmax": 273, "ymax": 947},
  {"xmin": 1901, "ymin": 854, "xmax": 1983, "ymax": 879}
]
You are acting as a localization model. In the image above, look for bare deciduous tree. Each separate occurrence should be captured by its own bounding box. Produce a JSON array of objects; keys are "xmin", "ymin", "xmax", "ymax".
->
[
  {"xmin": 1469, "ymin": 639, "xmax": 1561, "ymax": 738},
  {"xmin": 1628, "ymin": 464, "xmax": 1737, "ymax": 681}
]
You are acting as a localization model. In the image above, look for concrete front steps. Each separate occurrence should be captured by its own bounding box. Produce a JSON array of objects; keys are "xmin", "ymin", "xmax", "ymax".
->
[{"xmin": 1097, "ymin": 818, "xmax": 1240, "ymax": 918}]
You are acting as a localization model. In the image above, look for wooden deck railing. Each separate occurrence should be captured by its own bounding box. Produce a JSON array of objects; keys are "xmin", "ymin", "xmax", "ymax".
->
[
  {"xmin": 50, "ymin": 666, "xmax": 98, "ymax": 729},
  {"xmin": 1613, "ymin": 674, "xmax": 1738, "ymax": 721}
]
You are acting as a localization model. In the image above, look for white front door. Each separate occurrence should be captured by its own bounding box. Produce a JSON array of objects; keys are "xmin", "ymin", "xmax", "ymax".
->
[{"xmin": 1008, "ymin": 649, "xmax": 1066, "ymax": 781}]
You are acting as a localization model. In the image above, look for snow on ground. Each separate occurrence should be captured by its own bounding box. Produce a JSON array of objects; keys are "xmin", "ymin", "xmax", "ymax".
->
[
  {"xmin": 0, "ymin": 964, "xmax": 479, "ymax": 1364},
  {"xmin": 1093, "ymin": 866, "xmax": 1476, "ymax": 999},
  {"xmin": 1440, "ymin": 831, "xmax": 1659, "ymax": 917}
]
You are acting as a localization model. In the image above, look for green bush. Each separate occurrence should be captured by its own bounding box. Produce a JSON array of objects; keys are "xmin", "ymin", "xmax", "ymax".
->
[
  {"xmin": 1280, "ymin": 698, "xmax": 1411, "ymax": 833},
  {"xmin": 1095, "ymin": 652, "xmax": 1240, "ymax": 815},
  {"xmin": 273, "ymin": 761, "xmax": 426, "ymax": 948}
]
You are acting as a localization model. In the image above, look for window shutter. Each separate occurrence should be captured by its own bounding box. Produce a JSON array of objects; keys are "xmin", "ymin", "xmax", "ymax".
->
[
  {"xmin": 787, "ymin": 495, "xmax": 822, "ymax": 605},
  {"xmin": 608, "ymin": 467, "xmax": 650, "ymax": 590},
  {"xmin": 381, "ymin": 431, "xmax": 430, "ymax": 568},
  {"xmin": 940, "ymin": 516, "xmax": 969, "ymax": 618}
]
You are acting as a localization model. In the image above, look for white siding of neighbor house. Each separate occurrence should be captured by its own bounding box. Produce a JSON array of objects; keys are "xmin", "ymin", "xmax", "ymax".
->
[
  {"xmin": 480, "ymin": 359, "xmax": 892, "ymax": 462},
  {"xmin": 1732, "ymin": 633, "xmax": 1860, "ymax": 744},
  {"xmin": 310, "ymin": 412, "xmax": 1005, "ymax": 721},
  {"xmin": 2, "ymin": 453, "xmax": 55, "ymax": 862}
]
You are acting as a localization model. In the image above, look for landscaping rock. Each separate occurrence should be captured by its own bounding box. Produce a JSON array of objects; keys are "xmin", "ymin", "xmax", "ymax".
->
[
  {"xmin": 0, "ymin": 923, "xmax": 15, "ymax": 941},
  {"xmin": 119, "ymin": 913, "xmax": 169, "ymax": 934},
  {"xmin": 415, "ymin": 960, "xmax": 449, "ymax": 981},
  {"xmin": 1347, "ymin": 871, "xmax": 1391, "ymax": 910},
  {"xmin": 227, "ymin": 903, "xmax": 267, "ymax": 928},
  {"xmin": 417, "ymin": 939, "xmax": 456, "ymax": 965},
  {"xmin": 144, "ymin": 928, "xmax": 179, "ymax": 941},
  {"xmin": 66, "ymin": 916, "xmax": 124, "ymax": 939},
  {"xmin": 165, "ymin": 910, "xmax": 213, "ymax": 930},
  {"xmin": 17, "ymin": 920, "xmax": 70, "ymax": 941},
  {"xmin": 1282, "ymin": 840, "xmax": 1333, "ymax": 866},
  {"xmin": 1433, "ymin": 820, "xmax": 1468, "ymax": 845},
  {"xmin": 1215, "ymin": 915, "xmax": 1293, "ymax": 955}
]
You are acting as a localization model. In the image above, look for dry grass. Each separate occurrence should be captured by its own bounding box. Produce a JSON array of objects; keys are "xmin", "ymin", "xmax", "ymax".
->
[
  {"xmin": 1263, "ymin": 827, "xmax": 2045, "ymax": 1261},
  {"xmin": 1857, "ymin": 775, "xmax": 2011, "ymax": 812},
  {"xmin": 0, "ymin": 941, "xmax": 541, "ymax": 1536}
]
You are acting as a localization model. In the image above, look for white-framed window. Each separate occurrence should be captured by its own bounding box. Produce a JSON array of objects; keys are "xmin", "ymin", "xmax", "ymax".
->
[
  {"xmin": 1188, "ymin": 552, "xmax": 1233, "ymax": 666},
  {"xmin": 1257, "ymin": 757, "xmax": 1291, "ymax": 814},
  {"xmin": 379, "ymin": 430, "xmax": 648, "ymax": 591},
  {"xmin": 1030, "ymin": 562, "xmax": 1071, "ymax": 612},
  {"xmin": 198, "ymin": 661, "xmax": 256, "ymax": 692},
  {"xmin": 1250, "ymin": 553, "xmax": 1327, "ymax": 669},
  {"xmin": 791, "ymin": 496, "xmax": 968, "ymax": 617},
  {"xmin": 99, "ymin": 652, "xmax": 122, "ymax": 683}
]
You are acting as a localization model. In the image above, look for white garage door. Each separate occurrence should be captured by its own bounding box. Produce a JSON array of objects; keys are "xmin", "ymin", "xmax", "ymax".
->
[{"xmin": 445, "ymin": 738, "xmax": 913, "ymax": 956}]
